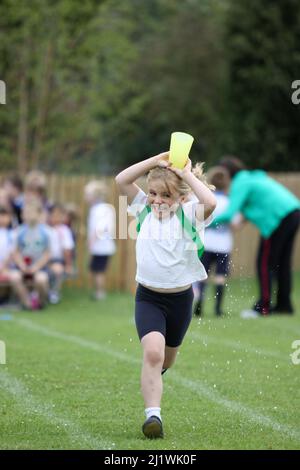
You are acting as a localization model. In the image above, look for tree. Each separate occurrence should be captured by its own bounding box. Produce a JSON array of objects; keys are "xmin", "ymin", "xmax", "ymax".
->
[
  {"xmin": 91, "ymin": 0, "xmax": 227, "ymax": 171},
  {"xmin": 223, "ymin": 0, "xmax": 300, "ymax": 170},
  {"xmin": 0, "ymin": 0, "xmax": 104, "ymax": 173}
]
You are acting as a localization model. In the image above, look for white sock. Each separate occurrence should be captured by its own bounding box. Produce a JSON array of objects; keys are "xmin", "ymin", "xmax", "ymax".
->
[{"xmin": 145, "ymin": 407, "xmax": 161, "ymax": 421}]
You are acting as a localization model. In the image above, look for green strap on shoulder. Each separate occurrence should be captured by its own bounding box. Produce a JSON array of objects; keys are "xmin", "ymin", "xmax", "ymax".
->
[
  {"xmin": 175, "ymin": 205, "xmax": 204, "ymax": 259},
  {"xmin": 136, "ymin": 205, "xmax": 151, "ymax": 233},
  {"xmin": 136, "ymin": 204, "xmax": 204, "ymax": 260}
]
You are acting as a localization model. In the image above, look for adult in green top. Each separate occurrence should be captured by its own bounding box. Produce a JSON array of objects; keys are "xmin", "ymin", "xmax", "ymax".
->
[{"xmin": 214, "ymin": 156, "xmax": 300, "ymax": 318}]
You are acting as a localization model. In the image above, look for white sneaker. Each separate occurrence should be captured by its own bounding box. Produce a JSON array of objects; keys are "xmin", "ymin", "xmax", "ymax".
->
[
  {"xmin": 49, "ymin": 290, "xmax": 61, "ymax": 305},
  {"xmin": 240, "ymin": 309, "xmax": 260, "ymax": 319},
  {"xmin": 93, "ymin": 291, "xmax": 106, "ymax": 301}
]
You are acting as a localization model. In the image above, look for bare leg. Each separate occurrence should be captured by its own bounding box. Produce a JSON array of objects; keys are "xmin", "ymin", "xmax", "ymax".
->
[
  {"xmin": 163, "ymin": 345, "xmax": 179, "ymax": 370},
  {"xmin": 34, "ymin": 271, "xmax": 49, "ymax": 306},
  {"xmin": 141, "ymin": 332, "xmax": 165, "ymax": 408},
  {"xmin": 93, "ymin": 272, "xmax": 106, "ymax": 298},
  {"xmin": 9, "ymin": 270, "xmax": 31, "ymax": 308},
  {"xmin": 50, "ymin": 262, "xmax": 64, "ymax": 293}
]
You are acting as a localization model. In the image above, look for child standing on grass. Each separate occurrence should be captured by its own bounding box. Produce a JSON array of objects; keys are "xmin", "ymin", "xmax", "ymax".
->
[
  {"xmin": 84, "ymin": 181, "xmax": 116, "ymax": 300},
  {"xmin": 213, "ymin": 156, "xmax": 300, "ymax": 317},
  {"xmin": 193, "ymin": 166, "xmax": 233, "ymax": 317},
  {"xmin": 115, "ymin": 151, "xmax": 216, "ymax": 439}
]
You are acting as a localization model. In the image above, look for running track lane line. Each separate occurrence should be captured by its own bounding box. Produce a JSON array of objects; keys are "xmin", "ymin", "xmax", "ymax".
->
[
  {"xmin": 14, "ymin": 318, "xmax": 300, "ymax": 443},
  {"xmin": 0, "ymin": 369, "xmax": 113, "ymax": 450},
  {"xmin": 188, "ymin": 332, "xmax": 288, "ymax": 362}
]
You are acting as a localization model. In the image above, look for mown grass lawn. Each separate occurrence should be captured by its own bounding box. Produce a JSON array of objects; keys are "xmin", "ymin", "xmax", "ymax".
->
[{"xmin": 0, "ymin": 274, "xmax": 300, "ymax": 450}]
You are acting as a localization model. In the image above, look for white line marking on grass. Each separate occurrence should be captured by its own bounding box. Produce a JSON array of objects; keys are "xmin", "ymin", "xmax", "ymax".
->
[
  {"xmin": 188, "ymin": 332, "xmax": 288, "ymax": 361},
  {"xmin": 16, "ymin": 318, "xmax": 300, "ymax": 443},
  {"xmin": 16, "ymin": 318, "xmax": 140, "ymax": 365},
  {"xmin": 0, "ymin": 370, "xmax": 112, "ymax": 450},
  {"xmin": 263, "ymin": 321, "xmax": 300, "ymax": 335},
  {"xmin": 171, "ymin": 373, "xmax": 300, "ymax": 442}
]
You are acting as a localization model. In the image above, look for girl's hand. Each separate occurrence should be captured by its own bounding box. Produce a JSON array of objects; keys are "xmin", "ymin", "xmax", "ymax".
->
[
  {"xmin": 168, "ymin": 158, "xmax": 192, "ymax": 179},
  {"xmin": 154, "ymin": 151, "xmax": 171, "ymax": 168}
]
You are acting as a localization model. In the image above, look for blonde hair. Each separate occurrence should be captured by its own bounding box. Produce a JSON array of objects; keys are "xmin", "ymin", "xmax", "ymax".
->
[
  {"xmin": 147, "ymin": 162, "xmax": 215, "ymax": 196},
  {"xmin": 84, "ymin": 180, "xmax": 108, "ymax": 201},
  {"xmin": 25, "ymin": 170, "xmax": 47, "ymax": 196}
]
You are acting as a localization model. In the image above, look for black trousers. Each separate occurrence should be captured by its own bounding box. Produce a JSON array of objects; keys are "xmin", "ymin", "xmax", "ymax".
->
[{"xmin": 254, "ymin": 209, "xmax": 300, "ymax": 314}]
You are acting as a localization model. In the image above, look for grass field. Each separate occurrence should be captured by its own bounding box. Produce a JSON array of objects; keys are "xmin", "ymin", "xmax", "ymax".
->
[{"xmin": 0, "ymin": 274, "xmax": 300, "ymax": 450}]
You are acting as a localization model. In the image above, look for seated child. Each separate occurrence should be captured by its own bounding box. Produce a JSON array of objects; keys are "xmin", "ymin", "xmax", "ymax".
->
[
  {"xmin": 63, "ymin": 202, "xmax": 79, "ymax": 276},
  {"xmin": 10, "ymin": 199, "xmax": 51, "ymax": 310},
  {"xmin": 24, "ymin": 170, "xmax": 51, "ymax": 223},
  {"xmin": 48, "ymin": 203, "xmax": 75, "ymax": 304},
  {"xmin": 0, "ymin": 206, "xmax": 15, "ymax": 303}
]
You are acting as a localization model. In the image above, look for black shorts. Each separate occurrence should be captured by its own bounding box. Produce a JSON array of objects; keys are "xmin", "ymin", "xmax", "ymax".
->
[
  {"xmin": 135, "ymin": 284, "xmax": 194, "ymax": 348},
  {"xmin": 89, "ymin": 255, "xmax": 110, "ymax": 273},
  {"xmin": 50, "ymin": 258, "xmax": 65, "ymax": 266},
  {"xmin": 201, "ymin": 251, "xmax": 230, "ymax": 276}
]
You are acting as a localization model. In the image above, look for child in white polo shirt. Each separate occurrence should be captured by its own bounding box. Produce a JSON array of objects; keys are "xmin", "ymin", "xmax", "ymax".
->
[
  {"xmin": 193, "ymin": 166, "xmax": 233, "ymax": 317},
  {"xmin": 116, "ymin": 151, "xmax": 216, "ymax": 439},
  {"xmin": 84, "ymin": 181, "xmax": 116, "ymax": 300}
]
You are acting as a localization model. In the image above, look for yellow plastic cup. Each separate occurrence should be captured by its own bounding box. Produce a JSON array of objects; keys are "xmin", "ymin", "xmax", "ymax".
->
[{"xmin": 169, "ymin": 132, "xmax": 194, "ymax": 169}]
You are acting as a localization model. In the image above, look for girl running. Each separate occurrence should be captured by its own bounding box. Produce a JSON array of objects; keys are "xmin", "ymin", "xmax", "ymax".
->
[{"xmin": 115, "ymin": 151, "xmax": 216, "ymax": 439}]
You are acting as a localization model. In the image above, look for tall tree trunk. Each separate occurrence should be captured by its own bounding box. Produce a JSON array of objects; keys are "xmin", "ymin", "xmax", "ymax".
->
[
  {"xmin": 31, "ymin": 41, "xmax": 54, "ymax": 168},
  {"xmin": 17, "ymin": 60, "xmax": 29, "ymax": 176}
]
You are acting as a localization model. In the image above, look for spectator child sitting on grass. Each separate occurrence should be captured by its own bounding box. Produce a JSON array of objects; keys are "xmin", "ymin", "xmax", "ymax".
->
[
  {"xmin": 48, "ymin": 203, "xmax": 75, "ymax": 304},
  {"xmin": 10, "ymin": 199, "xmax": 51, "ymax": 310},
  {"xmin": 0, "ymin": 206, "xmax": 15, "ymax": 304}
]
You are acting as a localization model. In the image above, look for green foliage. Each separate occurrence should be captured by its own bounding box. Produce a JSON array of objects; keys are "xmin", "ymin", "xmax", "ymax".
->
[
  {"xmin": 224, "ymin": 0, "xmax": 300, "ymax": 170},
  {"xmin": 0, "ymin": 0, "xmax": 103, "ymax": 172},
  {"xmin": 0, "ymin": 0, "xmax": 226, "ymax": 173},
  {"xmin": 93, "ymin": 0, "xmax": 226, "ymax": 170},
  {"xmin": 0, "ymin": 0, "xmax": 299, "ymax": 173}
]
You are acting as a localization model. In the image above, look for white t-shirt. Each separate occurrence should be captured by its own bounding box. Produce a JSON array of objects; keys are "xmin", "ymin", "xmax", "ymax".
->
[
  {"xmin": 0, "ymin": 228, "xmax": 15, "ymax": 265},
  {"xmin": 88, "ymin": 202, "xmax": 116, "ymax": 256},
  {"xmin": 204, "ymin": 192, "xmax": 233, "ymax": 254},
  {"xmin": 49, "ymin": 224, "xmax": 75, "ymax": 260},
  {"xmin": 128, "ymin": 189, "xmax": 212, "ymax": 289}
]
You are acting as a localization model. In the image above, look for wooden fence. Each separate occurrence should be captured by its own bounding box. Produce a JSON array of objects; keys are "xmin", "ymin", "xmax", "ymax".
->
[{"xmin": 1, "ymin": 173, "xmax": 300, "ymax": 292}]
